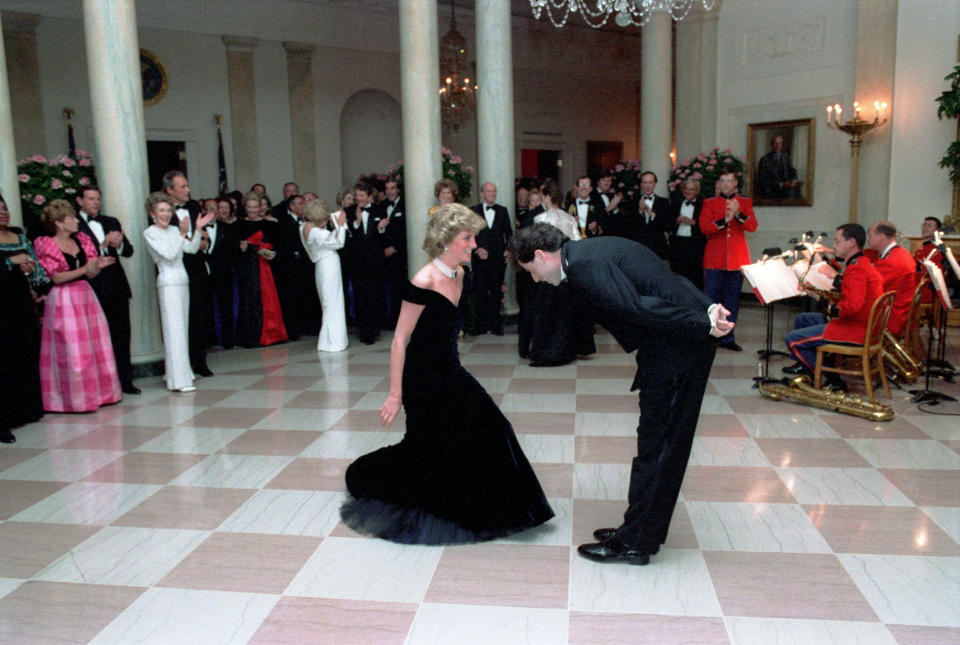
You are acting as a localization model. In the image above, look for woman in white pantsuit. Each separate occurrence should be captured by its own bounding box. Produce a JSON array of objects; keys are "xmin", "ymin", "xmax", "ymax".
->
[
  {"xmin": 143, "ymin": 192, "xmax": 215, "ymax": 391},
  {"xmin": 302, "ymin": 199, "xmax": 348, "ymax": 352}
]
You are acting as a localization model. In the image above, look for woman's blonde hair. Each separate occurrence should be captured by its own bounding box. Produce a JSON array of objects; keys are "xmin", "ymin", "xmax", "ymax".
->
[
  {"xmin": 243, "ymin": 190, "xmax": 261, "ymax": 205},
  {"xmin": 41, "ymin": 199, "xmax": 76, "ymax": 233},
  {"xmin": 145, "ymin": 192, "xmax": 175, "ymax": 219},
  {"xmin": 302, "ymin": 198, "xmax": 330, "ymax": 224},
  {"xmin": 433, "ymin": 177, "xmax": 459, "ymax": 200},
  {"xmin": 422, "ymin": 203, "xmax": 484, "ymax": 258}
]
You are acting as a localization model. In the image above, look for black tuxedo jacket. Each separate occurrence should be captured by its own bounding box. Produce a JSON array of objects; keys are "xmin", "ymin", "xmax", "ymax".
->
[
  {"xmin": 631, "ymin": 194, "xmax": 671, "ymax": 258},
  {"xmin": 77, "ymin": 212, "xmax": 133, "ymax": 301},
  {"xmin": 517, "ymin": 204, "xmax": 543, "ymax": 230},
  {"xmin": 172, "ymin": 200, "xmax": 209, "ymax": 281},
  {"xmin": 382, "ymin": 197, "xmax": 406, "ymax": 258},
  {"xmin": 668, "ymin": 195, "xmax": 705, "ymax": 243},
  {"xmin": 562, "ymin": 236, "xmax": 713, "ymax": 386},
  {"xmin": 566, "ymin": 194, "xmax": 607, "ymax": 237},
  {"xmin": 471, "ymin": 203, "xmax": 512, "ymax": 259},
  {"xmin": 344, "ymin": 203, "xmax": 386, "ymax": 273},
  {"xmin": 275, "ymin": 210, "xmax": 310, "ymax": 269},
  {"xmin": 206, "ymin": 220, "xmax": 239, "ymax": 280}
]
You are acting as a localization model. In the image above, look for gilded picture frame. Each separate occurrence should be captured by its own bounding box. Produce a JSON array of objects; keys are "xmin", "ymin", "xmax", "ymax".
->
[{"xmin": 747, "ymin": 118, "xmax": 815, "ymax": 207}]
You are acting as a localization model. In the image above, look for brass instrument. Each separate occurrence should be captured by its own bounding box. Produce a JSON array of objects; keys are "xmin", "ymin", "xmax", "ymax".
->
[
  {"xmin": 758, "ymin": 375, "xmax": 894, "ymax": 421},
  {"xmin": 802, "ymin": 283, "xmax": 841, "ymax": 302},
  {"xmin": 882, "ymin": 330, "xmax": 920, "ymax": 383}
]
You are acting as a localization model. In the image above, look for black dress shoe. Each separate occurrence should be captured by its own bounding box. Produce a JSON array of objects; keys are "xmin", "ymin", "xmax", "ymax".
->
[
  {"xmin": 720, "ymin": 342, "xmax": 744, "ymax": 352},
  {"xmin": 519, "ymin": 349, "xmax": 529, "ymax": 359},
  {"xmin": 592, "ymin": 528, "xmax": 661, "ymax": 553},
  {"xmin": 577, "ymin": 537, "xmax": 656, "ymax": 565},
  {"xmin": 122, "ymin": 385, "xmax": 141, "ymax": 395},
  {"xmin": 822, "ymin": 374, "xmax": 848, "ymax": 392},
  {"xmin": 782, "ymin": 362, "xmax": 807, "ymax": 375},
  {"xmin": 0, "ymin": 430, "xmax": 15, "ymax": 444},
  {"xmin": 529, "ymin": 360, "xmax": 569, "ymax": 368},
  {"xmin": 491, "ymin": 329, "xmax": 504, "ymax": 336},
  {"xmin": 195, "ymin": 368, "xmax": 214, "ymax": 378}
]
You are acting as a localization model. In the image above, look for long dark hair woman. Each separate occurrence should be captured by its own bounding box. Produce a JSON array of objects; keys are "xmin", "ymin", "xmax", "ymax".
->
[{"xmin": 0, "ymin": 194, "xmax": 51, "ymax": 442}]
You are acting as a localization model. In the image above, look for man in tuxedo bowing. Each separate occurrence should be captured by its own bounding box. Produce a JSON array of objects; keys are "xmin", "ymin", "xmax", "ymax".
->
[
  {"xmin": 344, "ymin": 182, "xmax": 386, "ymax": 344},
  {"xmin": 511, "ymin": 223, "xmax": 733, "ymax": 564},
  {"xmin": 471, "ymin": 182, "xmax": 512, "ymax": 335},
  {"xmin": 75, "ymin": 186, "xmax": 139, "ymax": 394},
  {"xmin": 163, "ymin": 170, "xmax": 213, "ymax": 376},
  {"xmin": 700, "ymin": 170, "xmax": 757, "ymax": 352},
  {"xmin": 669, "ymin": 179, "xmax": 706, "ymax": 290},
  {"xmin": 632, "ymin": 171, "xmax": 670, "ymax": 259},
  {"xmin": 382, "ymin": 178, "xmax": 406, "ymax": 329}
]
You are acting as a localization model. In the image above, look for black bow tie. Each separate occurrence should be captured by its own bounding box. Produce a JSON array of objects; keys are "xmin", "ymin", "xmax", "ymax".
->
[
  {"xmin": 485, "ymin": 206, "xmax": 494, "ymax": 211},
  {"xmin": 721, "ymin": 193, "xmax": 737, "ymax": 200},
  {"xmin": 361, "ymin": 207, "xmax": 370, "ymax": 213},
  {"xmin": 578, "ymin": 199, "xmax": 589, "ymax": 205},
  {"xmin": 683, "ymin": 200, "xmax": 695, "ymax": 207},
  {"xmin": 644, "ymin": 196, "xmax": 654, "ymax": 201}
]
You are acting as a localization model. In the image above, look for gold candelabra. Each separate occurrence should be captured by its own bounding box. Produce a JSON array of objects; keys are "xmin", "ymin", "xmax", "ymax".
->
[{"xmin": 826, "ymin": 100, "xmax": 888, "ymax": 223}]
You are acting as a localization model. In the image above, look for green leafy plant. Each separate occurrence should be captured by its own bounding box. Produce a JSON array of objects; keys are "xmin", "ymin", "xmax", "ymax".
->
[
  {"xmin": 387, "ymin": 147, "xmax": 474, "ymax": 201},
  {"xmin": 17, "ymin": 150, "xmax": 98, "ymax": 231},
  {"xmin": 935, "ymin": 64, "xmax": 960, "ymax": 186}
]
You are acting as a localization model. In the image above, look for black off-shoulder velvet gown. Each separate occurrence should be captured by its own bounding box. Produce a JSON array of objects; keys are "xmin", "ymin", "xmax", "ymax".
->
[{"xmin": 341, "ymin": 282, "xmax": 554, "ymax": 544}]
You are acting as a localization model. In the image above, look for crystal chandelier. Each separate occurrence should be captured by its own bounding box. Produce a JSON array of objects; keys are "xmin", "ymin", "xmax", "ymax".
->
[
  {"xmin": 439, "ymin": 2, "xmax": 477, "ymax": 131},
  {"xmin": 529, "ymin": 0, "xmax": 717, "ymax": 29}
]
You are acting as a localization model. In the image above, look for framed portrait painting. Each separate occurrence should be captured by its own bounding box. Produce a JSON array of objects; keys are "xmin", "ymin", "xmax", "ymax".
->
[{"xmin": 747, "ymin": 118, "xmax": 815, "ymax": 206}]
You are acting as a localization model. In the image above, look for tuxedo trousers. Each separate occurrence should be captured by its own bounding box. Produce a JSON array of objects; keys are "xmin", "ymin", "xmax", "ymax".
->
[
  {"xmin": 472, "ymin": 257, "xmax": 506, "ymax": 333},
  {"xmin": 187, "ymin": 272, "xmax": 213, "ymax": 372},
  {"xmin": 614, "ymin": 342, "xmax": 715, "ymax": 549},
  {"xmin": 98, "ymin": 294, "xmax": 133, "ymax": 388},
  {"xmin": 669, "ymin": 236, "xmax": 705, "ymax": 291}
]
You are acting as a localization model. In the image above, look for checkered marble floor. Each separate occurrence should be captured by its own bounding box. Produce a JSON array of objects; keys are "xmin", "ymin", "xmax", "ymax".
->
[{"xmin": 1, "ymin": 303, "xmax": 959, "ymax": 645}]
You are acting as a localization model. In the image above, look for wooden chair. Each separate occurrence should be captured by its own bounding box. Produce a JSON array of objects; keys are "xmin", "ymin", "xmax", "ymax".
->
[
  {"xmin": 814, "ymin": 291, "xmax": 895, "ymax": 403},
  {"xmin": 902, "ymin": 276, "xmax": 930, "ymax": 361}
]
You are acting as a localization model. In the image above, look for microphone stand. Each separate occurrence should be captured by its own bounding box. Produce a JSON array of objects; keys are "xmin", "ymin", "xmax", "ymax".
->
[{"xmin": 910, "ymin": 297, "xmax": 956, "ymax": 404}]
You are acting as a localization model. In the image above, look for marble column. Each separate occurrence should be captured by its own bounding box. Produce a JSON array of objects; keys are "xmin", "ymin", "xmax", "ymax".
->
[
  {"xmin": 476, "ymin": 0, "xmax": 517, "ymax": 311},
  {"xmin": 855, "ymin": 0, "xmax": 897, "ymax": 224},
  {"xmin": 284, "ymin": 42, "xmax": 318, "ymax": 190},
  {"xmin": 223, "ymin": 36, "xmax": 261, "ymax": 191},
  {"xmin": 0, "ymin": 13, "xmax": 22, "ymax": 227},
  {"xmin": 640, "ymin": 9, "xmax": 673, "ymax": 192},
  {"xmin": 398, "ymin": 0, "xmax": 441, "ymax": 275},
  {"xmin": 83, "ymin": 0, "xmax": 162, "ymax": 366},
  {"xmin": 2, "ymin": 12, "xmax": 44, "ymax": 165},
  {"xmin": 675, "ymin": 6, "xmax": 719, "ymax": 163}
]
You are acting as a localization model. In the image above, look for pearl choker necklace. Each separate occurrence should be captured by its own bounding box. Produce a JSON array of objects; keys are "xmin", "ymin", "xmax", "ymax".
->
[{"xmin": 433, "ymin": 257, "xmax": 457, "ymax": 279}]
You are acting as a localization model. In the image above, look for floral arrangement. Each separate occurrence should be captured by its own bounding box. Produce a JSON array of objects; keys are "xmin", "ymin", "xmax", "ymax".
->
[
  {"xmin": 387, "ymin": 147, "xmax": 475, "ymax": 201},
  {"xmin": 611, "ymin": 159, "xmax": 645, "ymax": 200},
  {"xmin": 668, "ymin": 147, "xmax": 746, "ymax": 198},
  {"xmin": 17, "ymin": 150, "xmax": 98, "ymax": 228}
]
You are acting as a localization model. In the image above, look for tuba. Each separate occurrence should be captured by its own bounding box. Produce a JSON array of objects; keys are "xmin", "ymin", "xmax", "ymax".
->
[{"xmin": 758, "ymin": 375, "xmax": 894, "ymax": 421}]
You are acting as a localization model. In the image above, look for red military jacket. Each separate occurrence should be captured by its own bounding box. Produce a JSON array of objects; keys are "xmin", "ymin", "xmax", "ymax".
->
[
  {"xmin": 870, "ymin": 245, "xmax": 917, "ymax": 336},
  {"xmin": 823, "ymin": 252, "xmax": 885, "ymax": 344},
  {"xmin": 699, "ymin": 194, "xmax": 758, "ymax": 270},
  {"xmin": 913, "ymin": 240, "xmax": 943, "ymax": 305}
]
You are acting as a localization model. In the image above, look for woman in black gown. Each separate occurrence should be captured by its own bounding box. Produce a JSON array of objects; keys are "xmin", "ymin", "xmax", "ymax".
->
[
  {"xmin": 341, "ymin": 203, "xmax": 554, "ymax": 545},
  {"xmin": 0, "ymin": 194, "xmax": 50, "ymax": 442}
]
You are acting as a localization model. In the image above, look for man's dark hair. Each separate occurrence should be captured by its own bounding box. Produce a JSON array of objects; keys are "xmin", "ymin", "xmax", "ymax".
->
[
  {"xmin": 873, "ymin": 221, "xmax": 897, "ymax": 238},
  {"xmin": 78, "ymin": 185, "xmax": 100, "ymax": 199},
  {"xmin": 577, "ymin": 174, "xmax": 591, "ymax": 185},
  {"xmin": 250, "ymin": 183, "xmax": 266, "ymax": 192},
  {"xmin": 640, "ymin": 171, "xmax": 658, "ymax": 183},
  {"xmin": 354, "ymin": 181, "xmax": 372, "ymax": 196},
  {"xmin": 508, "ymin": 222, "xmax": 569, "ymax": 264},
  {"xmin": 837, "ymin": 223, "xmax": 866, "ymax": 250},
  {"xmin": 924, "ymin": 216, "xmax": 942, "ymax": 229},
  {"xmin": 283, "ymin": 182, "xmax": 299, "ymax": 193},
  {"xmin": 161, "ymin": 170, "xmax": 185, "ymax": 191}
]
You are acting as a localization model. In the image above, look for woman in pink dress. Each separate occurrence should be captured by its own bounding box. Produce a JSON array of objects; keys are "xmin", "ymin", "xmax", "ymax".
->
[{"xmin": 33, "ymin": 199, "xmax": 121, "ymax": 412}]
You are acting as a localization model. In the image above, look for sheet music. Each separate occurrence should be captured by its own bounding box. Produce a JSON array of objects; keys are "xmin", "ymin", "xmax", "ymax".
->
[
  {"xmin": 790, "ymin": 259, "xmax": 836, "ymax": 293},
  {"xmin": 923, "ymin": 259, "xmax": 953, "ymax": 310},
  {"xmin": 741, "ymin": 257, "xmax": 804, "ymax": 304}
]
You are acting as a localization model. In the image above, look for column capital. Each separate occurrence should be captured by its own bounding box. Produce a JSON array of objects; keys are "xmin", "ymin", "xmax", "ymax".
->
[
  {"xmin": 283, "ymin": 41, "xmax": 316, "ymax": 58},
  {"xmin": 222, "ymin": 35, "xmax": 258, "ymax": 52},
  {"xmin": 1, "ymin": 11, "xmax": 41, "ymax": 35}
]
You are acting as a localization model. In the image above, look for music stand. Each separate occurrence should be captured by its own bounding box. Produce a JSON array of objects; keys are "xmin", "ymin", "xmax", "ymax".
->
[{"xmin": 910, "ymin": 257, "xmax": 956, "ymax": 404}]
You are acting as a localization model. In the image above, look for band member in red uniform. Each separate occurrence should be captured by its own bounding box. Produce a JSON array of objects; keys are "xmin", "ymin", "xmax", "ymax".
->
[
  {"xmin": 700, "ymin": 170, "xmax": 757, "ymax": 351},
  {"xmin": 913, "ymin": 217, "xmax": 944, "ymax": 305},
  {"xmin": 866, "ymin": 221, "xmax": 917, "ymax": 337},
  {"xmin": 784, "ymin": 223, "xmax": 884, "ymax": 390}
]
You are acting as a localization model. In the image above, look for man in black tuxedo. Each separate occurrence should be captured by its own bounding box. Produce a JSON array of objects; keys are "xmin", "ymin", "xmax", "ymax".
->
[
  {"xmin": 594, "ymin": 171, "xmax": 625, "ymax": 232},
  {"xmin": 75, "ymin": 186, "xmax": 138, "ymax": 394},
  {"xmin": 381, "ymin": 178, "xmax": 406, "ymax": 328},
  {"xmin": 511, "ymin": 224, "xmax": 733, "ymax": 565},
  {"xmin": 669, "ymin": 179, "xmax": 707, "ymax": 290},
  {"xmin": 270, "ymin": 182, "xmax": 299, "ymax": 220},
  {"xmin": 205, "ymin": 199, "xmax": 239, "ymax": 349},
  {"xmin": 163, "ymin": 170, "xmax": 213, "ymax": 377},
  {"xmin": 566, "ymin": 176, "xmax": 607, "ymax": 238},
  {"xmin": 471, "ymin": 182, "xmax": 512, "ymax": 335},
  {"xmin": 344, "ymin": 182, "xmax": 386, "ymax": 344},
  {"xmin": 273, "ymin": 194, "xmax": 318, "ymax": 340},
  {"xmin": 631, "ymin": 171, "xmax": 670, "ymax": 259}
]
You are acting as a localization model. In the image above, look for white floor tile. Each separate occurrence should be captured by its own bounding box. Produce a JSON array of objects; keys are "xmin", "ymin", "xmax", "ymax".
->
[
  {"xmin": 686, "ymin": 501, "xmax": 832, "ymax": 553},
  {"xmin": 407, "ymin": 604, "xmax": 568, "ymax": 645}
]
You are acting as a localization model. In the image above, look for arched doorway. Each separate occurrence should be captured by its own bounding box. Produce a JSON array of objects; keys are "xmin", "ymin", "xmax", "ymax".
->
[{"xmin": 339, "ymin": 89, "xmax": 402, "ymax": 186}]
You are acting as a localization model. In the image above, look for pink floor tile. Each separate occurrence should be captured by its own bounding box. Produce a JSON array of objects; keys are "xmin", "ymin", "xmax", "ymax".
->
[
  {"xmin": 112, "ymin": 486, "xmax": 256, "ymax": 530},
  {"xmin": 248, "ymin": 597, "xmax": 417, "ymax": 645}
]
